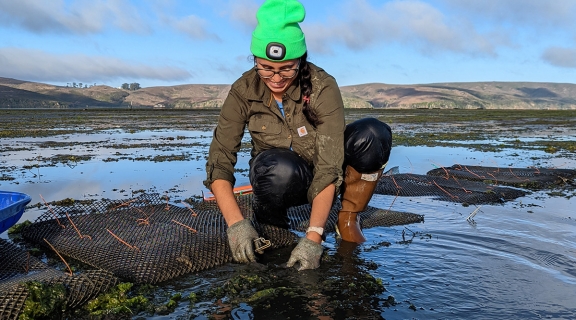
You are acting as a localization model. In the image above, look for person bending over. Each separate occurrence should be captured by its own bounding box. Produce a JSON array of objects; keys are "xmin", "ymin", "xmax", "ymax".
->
[{"xmin": 204, "ymin": 0, "xmax": 392, "ymax": 271}]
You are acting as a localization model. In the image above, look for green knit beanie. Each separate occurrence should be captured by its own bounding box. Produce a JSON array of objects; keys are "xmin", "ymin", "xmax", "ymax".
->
[{"xmin": 250, "ymin": 0, "xmax": 307, "ymax": 61}]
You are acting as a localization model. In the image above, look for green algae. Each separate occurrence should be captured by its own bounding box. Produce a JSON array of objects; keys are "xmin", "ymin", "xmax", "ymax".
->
[
  {"xmin": 84, "ymin": 282, "xmax": 149, "ymax": 318},
  {"xmin": 7, "ymin": 220, "xmax": 32, "ymax": 236},
  {"xmin": 19, "ymin": 281, "xmax": 67, "ymax": 320}
]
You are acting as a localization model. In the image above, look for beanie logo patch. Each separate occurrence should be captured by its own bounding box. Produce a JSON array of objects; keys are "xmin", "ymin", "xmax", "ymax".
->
[{"xmin": 266, "ymin": 42, "xmax": 286, "ymax": 60}]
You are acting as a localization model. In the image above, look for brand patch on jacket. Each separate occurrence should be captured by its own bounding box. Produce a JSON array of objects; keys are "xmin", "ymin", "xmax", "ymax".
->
[
  {"xmin": 297, "ymin": 126, "xmax": 308, "ymax": 137},
  {"xmin": 361, "ymin": 173, "xmax": 379, "ymax": 181}
]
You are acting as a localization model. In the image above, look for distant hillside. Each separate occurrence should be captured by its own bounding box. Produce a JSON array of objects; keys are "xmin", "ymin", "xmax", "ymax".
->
[
  {"xmin": 126, "ymin": 84, "xmax": 230, "ymax": 109},
  {"xmin": 340, "ymin": 82, "xmax": 576, "ymax": 109},
  {"xmin": 0, "ymin": 77, "xmax": 228, "ymax": 109},
  {"xmin": 1, "ymin": 77, "xmax": 575, "ymax": 109},
  {"xmin": 0, "ymin": 78, "xmax": 129, "ymax": 108}
]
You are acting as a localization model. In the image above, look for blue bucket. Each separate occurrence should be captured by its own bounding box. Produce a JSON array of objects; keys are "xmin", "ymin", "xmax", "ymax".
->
[{"xmin": 0, "ymin": 191, "xmax": 32, "ymax": 234}]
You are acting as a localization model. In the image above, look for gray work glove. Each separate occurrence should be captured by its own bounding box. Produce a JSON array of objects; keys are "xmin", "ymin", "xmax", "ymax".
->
[
  {"xmin": 286, "ymin": 237, "xmax": 324, "ymax": 271},
  {"xmin": 227, "ymin": 219, "xmax": 258, "ymax": 263}
]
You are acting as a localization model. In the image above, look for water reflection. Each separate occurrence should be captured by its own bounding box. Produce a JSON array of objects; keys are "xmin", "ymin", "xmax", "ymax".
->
[{"xmin": 1, "ymin": 129, "xmax": 253, "ymax": 219}]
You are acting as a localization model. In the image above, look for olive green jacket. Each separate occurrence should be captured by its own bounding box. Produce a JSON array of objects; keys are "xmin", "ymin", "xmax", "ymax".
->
[{"xmin": 204, "ymin": 62, "xmax": 345, "ymax": 203}]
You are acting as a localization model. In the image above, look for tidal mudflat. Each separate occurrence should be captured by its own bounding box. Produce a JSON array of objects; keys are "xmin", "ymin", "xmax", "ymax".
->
[{"xmin": 1, "ymin": 108, "xmax": 575, "ymax": 319}]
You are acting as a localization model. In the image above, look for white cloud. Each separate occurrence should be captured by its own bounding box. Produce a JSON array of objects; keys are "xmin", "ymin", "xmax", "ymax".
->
[
  {"xmin": 303, "ymin": 0, "xmax": 500, "ymax": 56},
  {"xmin": 439, "ymin": 0, "xmax": 576, "ymax": 28},
  {"xmin": 542, "ymin": 47, "xmax": 576, "ymax": 68},
  {"xmin": 0, "ymin": 48, "xmax": 192, "ymax": 82},
  {"xmin": 163, "ymin": 14, "xmax": 220, "ymax": 40},
  {"xmin": 226, "ymin": 0, "xmax": 259, "ymax": 28},
  {"xmin": 0, "ymin": 0, "xmax": 149, "ymax": 34}
]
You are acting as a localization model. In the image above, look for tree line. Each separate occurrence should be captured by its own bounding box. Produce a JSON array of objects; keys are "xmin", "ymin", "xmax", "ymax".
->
[
  {"xmin": 121, "ymin": 83, "xmax": 141, "ymax": 91},
  {"xmin": 67, "ymin": 82, "xmax": 96, "ymax": 88},
  {"xmin": 64, "ymin": 82, "xmax": 141, "ymax": 91}
]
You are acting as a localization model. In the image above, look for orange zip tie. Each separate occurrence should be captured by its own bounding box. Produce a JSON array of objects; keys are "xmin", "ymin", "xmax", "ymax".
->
[
  {"xmin": 164, "ymin": 194, "xmax": 170, "ymax": 211},
  {"xmin": 492, "ymin": 166, "xmax": 501, "ymax": 174},
  {"xmin": 431, "ymin": 161, "xmax": 450, "ymax": 180},
  {"xmin": 172, "ymin": 219, "xmax": 197, "ymax": 233},
  {"xmin": 451, "ymin": 176, "xmax": 473, "ymax": 194},
  {"xmin": 462, "ymin": 166, "xmax": 485, "ymax": 179},
  {"xmin": 106, "ymin": 229, "xmax": 140, "ymax": 251},
  {"xmin": 39, "ymin": 194, "xmax": 65, "ymax": 229},
  {"xmin": 550, "ymin": 162, "xmax": 569, "ymax": 169},
  {"xmin": 132, "ymin": 207, "xmax": 151, "ymax": 225},
  {"xmin": 390, "ymin": 175, "xmax": 402, "ymax": 190},
  {"xmin": 65, "ymin": 211, "xmax": 92, "ymax": 240},
  {"xmin": 432, "ymin": 181, "xmax": 459, "ymax": 199},
  {"xmin": 508, "ymin": 167, "xmax": 530, "ymax": 182},
  {"xmin": 136, "ymin": 218, "xmax": 150, "ymax": 225},
  {"xmin": 386, "ymin": 192, "xmax": 400, "ymax": 212},
  {"xmin": 43, "ymin": 238, "xmax": 73, "ymax": 276},
  {"xmin": 528, "ymin": 166, "xmax": 541, "ymax": 175},
  {"xmin": 439, "ymin": 166, "xmax": 450, "ymax": 180},
  {"xmin": 107, "ymin": 199, "xmax": 137, "ymax": 213},
  {"xmin": 24, "ymin": 252, "xmax": 30, "ymax": 273},
  {"xmin": 486, "ymin": 172, "xmax": 499, "ymax": 185},
  {"xmin": 404, "ymin": 156, "xmax": 415, "ymax": 174},
  {"xmin": 182, "ymin": 202, "xmax": 198, "ymax": 217}
]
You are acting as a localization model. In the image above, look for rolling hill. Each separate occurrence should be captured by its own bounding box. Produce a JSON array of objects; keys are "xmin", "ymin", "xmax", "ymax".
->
[{"xmin": 1, "ymin": 77, "xmax": 575, "ymax": 109}]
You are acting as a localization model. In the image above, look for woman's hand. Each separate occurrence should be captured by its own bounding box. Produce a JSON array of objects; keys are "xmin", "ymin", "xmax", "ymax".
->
[
  {"xmin": 286, "ymin": 237, "xmax": 324, "ymax": 270},
  {"xmin": 211, "ymin": 180, "xmax": 259, "ymax": 263},
  {"xmin": 227, "ymin": 219, "xmax": 258, "ymax": 263},
  {"xmin": 286, "ymin": 183, "xmax": 334, "ymax": 270}
]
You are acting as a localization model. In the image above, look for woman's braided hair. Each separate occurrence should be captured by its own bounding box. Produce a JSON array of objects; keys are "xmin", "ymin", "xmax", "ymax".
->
[{"xmin": 298, "ymin": 52, "xmax": 323, "ymax": 127}]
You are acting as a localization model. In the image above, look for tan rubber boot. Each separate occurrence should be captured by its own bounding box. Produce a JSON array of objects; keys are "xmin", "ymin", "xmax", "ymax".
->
[{"xmin": 337, "ymin": 165, "xmax": 383, "ymax": 243}]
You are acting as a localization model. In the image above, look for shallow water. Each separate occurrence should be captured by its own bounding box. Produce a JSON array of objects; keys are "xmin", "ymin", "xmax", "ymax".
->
[
  {"xmin": 1, "ymin": 128, "xmax": 575, "ymax": 319},
  {"xmin": 365, "ymin": 194, "xmax": 576, "ymax": 319}
]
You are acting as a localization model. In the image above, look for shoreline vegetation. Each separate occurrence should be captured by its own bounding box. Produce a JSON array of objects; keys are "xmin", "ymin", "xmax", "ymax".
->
[{"xmin": 1, "ymin": 77, "xmax": 576, "ymax": 110}]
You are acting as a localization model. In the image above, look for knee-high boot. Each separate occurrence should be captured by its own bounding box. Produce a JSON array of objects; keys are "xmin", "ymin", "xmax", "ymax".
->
[{"xmin": 337, "ymin": 165, "xmax": 383, "ymax": 243}]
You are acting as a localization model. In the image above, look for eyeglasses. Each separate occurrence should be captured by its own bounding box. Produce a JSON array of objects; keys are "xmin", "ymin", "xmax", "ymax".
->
[{"xmin": 254, "ymin": 60, "xmax": 300, "ymax": 79}]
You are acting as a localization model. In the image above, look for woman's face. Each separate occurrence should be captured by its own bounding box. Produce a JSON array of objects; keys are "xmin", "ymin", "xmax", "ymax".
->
[{"xmin": 255, "ymin": 58, "xmax": 300, "ymax": 99}]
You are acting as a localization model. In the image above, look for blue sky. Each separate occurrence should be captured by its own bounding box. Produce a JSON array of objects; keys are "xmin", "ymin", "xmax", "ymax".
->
[{"xmin": 0, "ymin": 0, "xmax": 575, "ymax": 88}]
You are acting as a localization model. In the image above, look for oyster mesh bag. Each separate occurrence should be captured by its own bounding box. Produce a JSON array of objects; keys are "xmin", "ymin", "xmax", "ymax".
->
[
  {"xmin": 0, "ymin": 238, "xmax": 118, "ymax": 320},
  {"xmin": 20, "ymin": 193, "xmax": 423, "ymax": 284},
  {"xmin": 376, "ymin": 165, "xmax": 575, "ymax": 204}
]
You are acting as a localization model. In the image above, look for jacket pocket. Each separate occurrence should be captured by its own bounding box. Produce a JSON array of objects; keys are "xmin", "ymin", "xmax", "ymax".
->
[{"xmin": 248, "ymin": 114, "xmax": 284, "ymax": 148}]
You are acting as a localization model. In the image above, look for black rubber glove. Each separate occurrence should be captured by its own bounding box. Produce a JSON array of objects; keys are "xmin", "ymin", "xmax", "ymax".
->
[
  {"xmin": 226, "ymin": 219, "xmax": 258, "ymax": 263},
  {"xmin": 286, "ymin": 237, "xmax": 324, "ymax": 271}
]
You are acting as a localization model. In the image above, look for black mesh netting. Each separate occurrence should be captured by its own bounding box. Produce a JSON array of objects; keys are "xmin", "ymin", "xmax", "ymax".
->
[
  {"xmin": 426, "ymin": 164, "xmax": 576, "ymax": 189},
  {"xmin": 18, "ymin": 193, "xmax": 423, "ymax": 285},
  {"xmin": 376, "ymin": 165, "xmax": 575, "ymax": 204},
  {"xmin": 376, "ymin": 173, "xmax": 528, "ymax": 204},
  {"xmin": 0, "ymin": 238, "xmax": 118, "ymax": 320}
]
